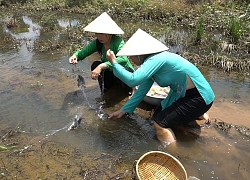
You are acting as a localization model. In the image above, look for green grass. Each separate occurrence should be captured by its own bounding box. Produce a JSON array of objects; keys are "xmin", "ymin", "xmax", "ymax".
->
[
  {"xmin": 196, "ymin": 18, "xmax": 204, "ymax": 45},
  {"xmin": 229, "ymin": 17, "xmax": 244, "ymax": 43}
]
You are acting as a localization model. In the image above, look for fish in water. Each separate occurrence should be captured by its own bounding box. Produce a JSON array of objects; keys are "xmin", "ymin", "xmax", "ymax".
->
[
  {"xmin": 67, "ymin": 113, "xmax": 83, "ymax": 131},
  {"xmin": 96, "ymin": 105, "xmax": 109, "ymax": 120},
  {"xmin": 77, "ymin": 75, "xmax": 86, "ymax": 88},
  {"xmin": 98, "ymin": 113, "xmax": 109, "ymax": 120}
]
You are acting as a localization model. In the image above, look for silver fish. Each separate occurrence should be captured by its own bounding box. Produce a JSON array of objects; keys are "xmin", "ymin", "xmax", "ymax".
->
[
  {"xmin": 98, "ymin": 113, "xmax": 109, "ymax": 120},
  {"xmin": 96, "ymin": 105, "xmax": 109, "ymax": 120},
  {"xmin": 68, "ymin": 114, "xmax": 83, "ymax": 131}
]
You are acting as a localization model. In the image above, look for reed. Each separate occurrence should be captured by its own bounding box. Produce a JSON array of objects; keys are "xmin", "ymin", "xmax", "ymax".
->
[
  {"xmin": 195, "ymin": 18, "xmax": 204, "ymax": 45},
  {"xmin": 229, "ymin": 17, "xmax": 244, "ymax": 43}
]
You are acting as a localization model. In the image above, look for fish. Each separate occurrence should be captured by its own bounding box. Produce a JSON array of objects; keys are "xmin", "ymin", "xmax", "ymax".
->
[
  {"xmin": 98, "ymin": 113, "xmax": 109, "ymax": 120},
  {"xmin": 67, "ymin": 113, "xmax": 83, "ymax": 131},
  {"xmin": 96, "ymin": 105, "xmax": 109, "ymax": 120},
  {"xmin": 77, "ymin": 75, "xmax": 86, "ymax": 88}
]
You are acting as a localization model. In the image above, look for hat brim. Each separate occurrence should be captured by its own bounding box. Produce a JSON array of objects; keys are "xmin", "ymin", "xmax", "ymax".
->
[
  {"xmin": 117, "ymin": 29, "xmax": 169, "ymax": 56},
  {"xmin": 84, "ymin": 12, "xmax": 124, "ymax": 34}
]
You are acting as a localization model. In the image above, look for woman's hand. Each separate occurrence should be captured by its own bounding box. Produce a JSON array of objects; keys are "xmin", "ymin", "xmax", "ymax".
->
[
  {"xmin": 91, "ymin": 66, "xmax": 102, "ymax": 80},
  {"xmin": 108, "ymin": 109, "xmax": 126, "ymax": 119},
  {"xmin": 106, "ymin": 49, "xmax": 117, "ymax": 64},
  {"xmin": 69, "ymin": 55, "xmax": 78, "ymax": 64}
]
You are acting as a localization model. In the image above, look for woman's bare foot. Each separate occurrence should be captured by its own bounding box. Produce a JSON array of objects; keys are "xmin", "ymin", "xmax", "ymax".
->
[{"xmin": 153, "ymin": 122, "xmax": 176, "ymax": 144}]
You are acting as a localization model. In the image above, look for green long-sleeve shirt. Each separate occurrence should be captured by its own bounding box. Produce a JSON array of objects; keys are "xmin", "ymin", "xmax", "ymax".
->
[
  {"xmin": 112, "ymin": 51, "xmax": 215, "ymax": 114},
  {"xmin": 74, "ymin": 35, "xmax": 134, "ymax": 71}
]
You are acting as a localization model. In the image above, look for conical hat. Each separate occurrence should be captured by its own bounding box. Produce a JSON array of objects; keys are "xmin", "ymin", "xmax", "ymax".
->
[
  {"xmin": 84, "ymin": 12, "xmax": 124, "ymax": 34},
  {"xmin": 117, "ymin": 29, "xmax": 169, "ymax": 56}
]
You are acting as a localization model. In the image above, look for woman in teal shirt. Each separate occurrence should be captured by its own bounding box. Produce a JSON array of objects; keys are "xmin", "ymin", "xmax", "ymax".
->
[
  {"xmin": 106, "ymin": 29, "xmax": 215, "ymax": 144},
  {"xmin": 69, "ymin": 12, "xmax": 134, "ymax": 96}
]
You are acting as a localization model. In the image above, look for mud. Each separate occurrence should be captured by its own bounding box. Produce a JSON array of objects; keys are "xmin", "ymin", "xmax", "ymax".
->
[{"xmin": 0, "ymin": 126, "xmax": 134, "ymax": 179}]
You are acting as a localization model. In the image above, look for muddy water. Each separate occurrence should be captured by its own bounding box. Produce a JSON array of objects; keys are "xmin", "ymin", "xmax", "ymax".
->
[{"xmin": 0, "ymin": 16, "xmax": 250, "ymax": 179}]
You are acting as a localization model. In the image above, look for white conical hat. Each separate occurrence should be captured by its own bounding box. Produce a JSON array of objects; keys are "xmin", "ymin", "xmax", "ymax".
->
[
  {"xmin": 84, "ymin": 12, "xmax": 124, "ymax": 34},
  {"xmin": 117, "ymin": 29, "xmax": 169, "ymax": 56}
]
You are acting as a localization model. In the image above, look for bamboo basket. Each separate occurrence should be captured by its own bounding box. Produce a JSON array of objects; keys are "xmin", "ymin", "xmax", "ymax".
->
[{"xmin": 136, "ymin": 151, "xmax": 187, "ymax": 180}]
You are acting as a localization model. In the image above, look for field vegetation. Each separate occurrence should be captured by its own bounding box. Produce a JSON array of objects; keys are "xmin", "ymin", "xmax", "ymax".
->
[{"xmin": 0, "ymin": 0, "xmax": 249, "ymax": 72}]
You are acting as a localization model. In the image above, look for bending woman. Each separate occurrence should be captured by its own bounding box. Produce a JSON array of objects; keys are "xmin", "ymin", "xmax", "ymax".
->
[
  {"xmin": 106, "ymin": 29, "xmax": 215, "ymax": 144},
  {"xmin": 69, "ymin": 12, "xmax": 134, "ymax": 96}
]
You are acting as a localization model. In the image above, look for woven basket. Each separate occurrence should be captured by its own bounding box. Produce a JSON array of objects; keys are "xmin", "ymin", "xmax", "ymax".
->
[{"xmin": 136, "ymin": 151, "xmax": 187, "ymax": 180}]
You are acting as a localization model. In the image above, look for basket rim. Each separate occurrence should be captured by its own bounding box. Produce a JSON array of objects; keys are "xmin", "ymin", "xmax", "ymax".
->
[{"xmin": 136, "ymin": 151, "xmax": 187, "ymax": 180}]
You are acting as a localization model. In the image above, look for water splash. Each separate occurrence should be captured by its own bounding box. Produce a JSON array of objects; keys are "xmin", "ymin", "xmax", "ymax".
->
[
  {"xmin": 100, "ymin": 70, "xmax": 105, "ymax": 101},
  {"xmin": 77, "ymin": 75, "xmax": 108, "ymax": 120},
  {"xmin": 96, "ymin": 105, "xmax": 109, "ymax": 120},
  {"xmin": 67, "ymin": 110, "xmax": 83, "ymax": 131},
  {"xmin": 15, "ymin": 122, "xmax": 71, "ymax": 154},
  {"xmin": 77, "ymin": 75, "xmax": 96, "ymax": 110}
]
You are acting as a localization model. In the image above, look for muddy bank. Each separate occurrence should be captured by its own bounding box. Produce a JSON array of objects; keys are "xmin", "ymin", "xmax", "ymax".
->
[{"xmin": 0, "ymin": 125, "xmax": 135, "ymax": 179}]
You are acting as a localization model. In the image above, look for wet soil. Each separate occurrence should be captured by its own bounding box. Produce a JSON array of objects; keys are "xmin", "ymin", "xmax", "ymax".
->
[{"xmin": 0, "ymin": 126, "xmax": 135, "ymax": 179}]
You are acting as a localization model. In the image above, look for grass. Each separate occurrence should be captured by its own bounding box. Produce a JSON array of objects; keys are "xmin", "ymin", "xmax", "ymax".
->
[
  {"xmin": 0, "ymin": 0, "xmax": 249, "ymax": 72},
  {"xmin": 196, "ymin": 18, "xmax": 205, "ymax": 45},
  {"xmin": 229, "ymin": 17, "xmax": 244, "ymax": 43}
]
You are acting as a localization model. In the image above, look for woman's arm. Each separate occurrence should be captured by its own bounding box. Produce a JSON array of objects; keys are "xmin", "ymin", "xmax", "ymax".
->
[
  {"xmin": 104, "ymin": 36, "xmax": 133, "ymax": 70},
  {"xmin": 73, "ymin": 39, "xmax": 98, "ymax": 60}
]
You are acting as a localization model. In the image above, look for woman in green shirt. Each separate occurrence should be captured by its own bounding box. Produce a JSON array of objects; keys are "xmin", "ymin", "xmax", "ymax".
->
[
  {"xmin": 69, "ymin": 12, "xmax": 134, "ymax": 96},
  {"xmin": 106, "ymin": 29, "xmax": 215, "ymax": 145}
]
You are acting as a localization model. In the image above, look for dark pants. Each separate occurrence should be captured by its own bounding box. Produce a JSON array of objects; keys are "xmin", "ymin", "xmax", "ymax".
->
[
  {"xmin": 91, "ymin": 61, "xmax": 133, "ymax": 95},
  {"xmin": 153, "ymin": 88, "xmax": 213, "ymax": 128}
]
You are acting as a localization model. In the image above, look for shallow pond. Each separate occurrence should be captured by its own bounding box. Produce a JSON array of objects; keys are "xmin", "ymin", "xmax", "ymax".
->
[{"xmin": 0, "ymin": 16, "xmax": 250, "ymax": 179}]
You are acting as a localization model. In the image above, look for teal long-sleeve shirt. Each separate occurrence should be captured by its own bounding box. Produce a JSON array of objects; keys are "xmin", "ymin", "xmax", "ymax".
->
[
  {"xmin": 73, "ymin": 35, "xmax": 134, "ymax": 71},
  {"xmin": 112, "ymin": 51, "xmax": 215, "ymax": 114}
]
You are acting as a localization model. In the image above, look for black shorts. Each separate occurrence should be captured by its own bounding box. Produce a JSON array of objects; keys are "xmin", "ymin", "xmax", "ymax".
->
[{"xmin": 153, "ymin": 88, "xmax": 213, "ymax": 128}]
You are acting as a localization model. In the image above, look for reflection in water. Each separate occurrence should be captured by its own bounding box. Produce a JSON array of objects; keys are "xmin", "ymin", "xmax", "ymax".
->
[
  {"xmin": 2, "ymin": 16, "xmax": 41, "ymax": 66},
  {"xmin": 4, "ymin": 16, "xmax": 41, "ymax": 40},
  {"xmin": 0, "ymin": 15, "xmax": 250, "ymax": 179},
  {"xmin": 57, "ymin": 19, "xmax": 79, "ymax": 28}
]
